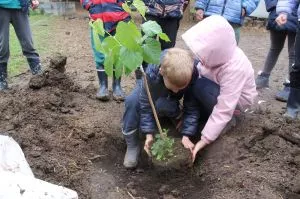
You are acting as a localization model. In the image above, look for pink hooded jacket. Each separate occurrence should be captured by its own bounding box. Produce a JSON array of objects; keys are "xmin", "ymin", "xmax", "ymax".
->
[{"xmin": 182, "ymin": 15, "xmax": 258, "ymax": 144}]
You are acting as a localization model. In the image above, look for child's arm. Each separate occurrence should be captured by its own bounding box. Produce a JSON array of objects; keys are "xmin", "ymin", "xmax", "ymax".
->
[
  {"xmin": 80, "ymin": 0, "xmax": 92, "ymax": 10},
  {"xmin": 242, "ymin": 0, "xmax": 259, "ymax": 16},
  {"xmin": 276, "ymin": 0, "xmax": 297, "ymax": 15},
  {"xmin": 181, "ymin": 88, "xmax": 201, "ymax": 152}
]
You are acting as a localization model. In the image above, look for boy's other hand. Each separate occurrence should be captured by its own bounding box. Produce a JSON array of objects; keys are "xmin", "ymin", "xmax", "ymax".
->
[
  {"xmin": 182, "ymin": 136, "xmax": 194, "ymax": 153},
  {"xmin": 242, "ymin": 8, "xmax": 246, "ymax": 17},
  {"xmin": 31, "ymin": 0, "xmax": 39, "ymax": 10},
  {"xmin": 195, "ymin": 9, "xmax": 204, "ymax": 21},
  {"xmin": 144, "ymin": 134, "xmax": 154, "ymax": 157},
  {"xmin": 276, "ymin": 13, "xmax": 288, "ymax": 26},
  {"xmin": 192, "ymin": 140, "xmax": 207, "ymax": 163}
]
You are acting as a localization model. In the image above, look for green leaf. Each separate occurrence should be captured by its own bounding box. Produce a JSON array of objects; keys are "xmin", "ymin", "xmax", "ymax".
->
[
  {"xmin": 114, "ymin": 57, "xmax": 124, "ymax": 79},
  {"xmin": 102, "ymin": 36, "xmax": 121, "ymax": 76},
  {"xmin": 119, "ymin": 46, "xmax": 143, "ymax": 72},
  {"xmin": 92, "ymin": 19, "xmax": 105, "ymax": 36},
  {"xmin": 132, "ymin": 0, "xmax": 146, "ymax": 19},
  {"xmin": 115, "ymin": 21, "xmax": 143, "ymax": 51},
  {"xmin": 122, "ymin": 3, "xmax": 132, "ymax": 15},
  {"xmin": 142, "ymin": 38, "xmax": 161, "ymax": 64},
  {"xmin": 141, "ymin": 20, "xmax": 162, "ymax": 37},
  {"xmin": 158, "ymin": 33, "xmax": 170, "ymax": 42}
]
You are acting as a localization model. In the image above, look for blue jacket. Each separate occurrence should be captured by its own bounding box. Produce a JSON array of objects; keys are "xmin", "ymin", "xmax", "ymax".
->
[
  {"xmin": 0, "ymin": 0, "xmax": 29, "ymax": 12},
  {"xmin": 140, "ymin": 62, "xmax": 200, "ymax": 136},
  {"xmin": 143, "ymin": 0, "xmax": 185, "ymax": 19},
  {"xmin": 195, "ymin": 0, "xmax": 259, "ymax": 25},
  {"xmin": 277, "ymin": 0, "xmax": 300, "ymax": 20},
  {"xmin": 266, "ymin": 0, "xmax": 298, "ymax": 32}
]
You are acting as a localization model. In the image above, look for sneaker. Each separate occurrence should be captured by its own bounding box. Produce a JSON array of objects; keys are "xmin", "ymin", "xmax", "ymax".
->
[
  {"xmin": 255, "ymin": 71, "xmax": 270, "ymax": 89},
  {"xmin": 275, "ymin": 82, "xmax": 290, "ymax": 102}
]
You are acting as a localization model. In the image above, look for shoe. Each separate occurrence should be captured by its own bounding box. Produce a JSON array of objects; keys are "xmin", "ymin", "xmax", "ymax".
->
[
  {"xmin": 275, "ymin": 82, "xmax": 290, "ymax": 102},
  {"xmin": 255, "ymin": 71, "xmax": 270, "ymax": 89},
  {"xmin": 283, "ymin": 87, "xmax": 300, "ymax": 119},
  {"xmin": 27, "ymin": 58, "xmax": 42, "ymax": 75},
  {"xmin": 112, "ymin": 73, "xmax": 125, "ymax": 101},
  {"xmin": 123, "ymin": 130, "xmax": 140, "ymax": 169},
  {"xmin": 0, "ymin": 63, "xmax": 8, "ymax": 91},
  {"xmin": 96, "ymin": 70, "xmax": 110, "ymax": 101}
]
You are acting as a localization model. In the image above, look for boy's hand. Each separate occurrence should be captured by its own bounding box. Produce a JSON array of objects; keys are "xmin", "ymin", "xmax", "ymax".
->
[
  {"xmin": 192, "ymin": 140, "xmax": 207, "ymax": 162},
  {"xmin": 31, "ymin": 0, "xmax": 39, "ymax": 10},
  {"xmin": 181, "ymin": 136, "xmax": 194, "ymax": 153},
  {"xmin": 276, "ymin": 13, "xmax": 288, "ymax": 26},
  {"xmin": 144, "ymin": 134, "xmax": 154, "ymax": 157},
  {"xmin": 242, "ymin": 8, "xmax": 246, "ymax": 17},
  {"xmin": 195, "ymin": 9, "xmax": 204, "ymax": 21}
]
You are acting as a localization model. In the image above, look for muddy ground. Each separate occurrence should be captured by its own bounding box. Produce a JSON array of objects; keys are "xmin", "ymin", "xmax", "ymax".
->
[{"xmin": 0, "ymin": 14, "xmax": 300, "ymax": 199}]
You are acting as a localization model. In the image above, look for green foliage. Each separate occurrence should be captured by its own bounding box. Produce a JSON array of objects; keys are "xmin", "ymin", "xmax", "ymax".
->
[
  {"xmin": 151, "ymin": 129, "xmax": 175, "ymax": 161},
  {"xmin": 90, "ymin": 0, "xmax": 170, "ymax": 78}
]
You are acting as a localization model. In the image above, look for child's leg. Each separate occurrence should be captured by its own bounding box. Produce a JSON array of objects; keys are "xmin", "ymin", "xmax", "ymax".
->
[
  {"xmin": 192, "ymin": 77, "xmax": 220, "ymax": 114},
  {"xmin": 230, "ymin": 23, "xmax": 241, "ymax": 44},
  {"xmin": 275, "ymin": 31, "xmax": 296, "ymax": 102},
  {"xmin": 285, "ymin": 24, "xmax": 300, "ymax": 119},
  {"xmin": 90, "ymin": 28, "xmax": 109, "ymax": 100},
  {"xmin": 122, "ymin": 86, "xmax": 141, "ymax": 168},
  {"xmin": 0, "ymin": 8, "xmax": 10, "ymax": 90},
  {"xmin": 11, "ymin": 9, "xmax": 41, "ymax": 75}
]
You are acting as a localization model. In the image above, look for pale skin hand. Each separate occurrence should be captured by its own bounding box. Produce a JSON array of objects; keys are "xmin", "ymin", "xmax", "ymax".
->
[
  {"xmin": 181, "ymin": 136, "xmax": 194, "ymax": 153},
  {"xmin": 276, "ymin": 13, "xmax": 288, "ymax": 26},
  {"xmin": 31, "ymin": 0, "xmax": 39, "ymax": 10},
  {"xmin": 242, "ymin": 8, "xmax": 246, "ymax": 17},
  {"xmin": 195, "ymin": 9, "xmax": 204, "ymax": 21},
  {"xmin": 192, "ymin": 139, "xmax": 208, "ymax": 162},
  {"xmin": 144, "ymin": 134, "xmax": 154, "ymax": 157}
]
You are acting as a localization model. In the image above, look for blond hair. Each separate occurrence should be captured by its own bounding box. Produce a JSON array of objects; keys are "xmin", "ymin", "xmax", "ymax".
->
[{"xmin": 160, "ymin": 48, "xmax": 194, "ymax": 88}]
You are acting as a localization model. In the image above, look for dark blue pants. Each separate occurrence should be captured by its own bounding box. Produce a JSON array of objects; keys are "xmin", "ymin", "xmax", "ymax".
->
[{"xmin": 290, "ymin": 23, "xmax": 300, "ymax": 89}]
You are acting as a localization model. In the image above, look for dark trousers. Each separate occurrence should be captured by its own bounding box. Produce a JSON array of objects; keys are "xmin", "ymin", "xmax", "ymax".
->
[
  {"xmin": 263, "ymin": 30, "xmax": 296, "ymax": 78},
  {"xmin": 0, "ymin": 8, "xmax": 40, "ymax": 65},
  {"xmin": 290, "ymin": 23, "xmax": 300, "ymax": 89},
  {"xmin": 145, "ymin": 15, "xmax": 180, "ymax": 50}
]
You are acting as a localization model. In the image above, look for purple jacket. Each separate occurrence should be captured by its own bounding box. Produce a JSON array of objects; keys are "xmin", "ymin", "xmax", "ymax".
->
[{"xmin": 276, "ymin": 0, "xmax": 300, "ymax": 20}]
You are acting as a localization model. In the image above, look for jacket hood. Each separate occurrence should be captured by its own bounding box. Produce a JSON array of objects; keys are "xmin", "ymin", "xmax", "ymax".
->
[{"xmin": 182, "ymin": 15, "xmax": 237, "ymax": 68}]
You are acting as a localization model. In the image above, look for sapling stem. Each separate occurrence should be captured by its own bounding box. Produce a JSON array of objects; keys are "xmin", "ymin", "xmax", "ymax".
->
[{"xmin": 139, "ymin": 66, "xmax": 165, "ymax": 139}]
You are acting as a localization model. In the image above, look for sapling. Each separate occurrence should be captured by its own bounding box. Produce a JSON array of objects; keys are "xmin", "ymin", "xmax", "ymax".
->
[{"xmin": 90, "ymin": 0, "xmax": 175, "ymax": 161}]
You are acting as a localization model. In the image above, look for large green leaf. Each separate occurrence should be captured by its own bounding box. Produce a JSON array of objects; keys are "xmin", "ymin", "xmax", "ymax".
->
[
  {"xmin": 115, "ymin": 21, "xmax": 142, "ymax": 51},
  {"xmin": 102, "ymin": 36, "xmax": 121, "ymax": 76},
  {"xmin": 142, "ymin": 38, "xmax": 161, "ymax": 64},
  {"xmin": 104, "ymin": 51, "xmax": 114, "ymax": 77},
  {"xmin": 132, "ymin": 0, "xmax": 146, "ymax": 19},
  {"xmin": 90, "ymin": 19, "xmax": 105, "ymax": 37},
  {"xmin": 114, "ymin": 57, "xmax": 124, "ymax": 79},
  {"xmin": 119, "ymin": 46, "xmax": 143, "ymax": 73},
  {"xmin": 141, "ymin": 20, "xmax": 162, "ymax": 37}
]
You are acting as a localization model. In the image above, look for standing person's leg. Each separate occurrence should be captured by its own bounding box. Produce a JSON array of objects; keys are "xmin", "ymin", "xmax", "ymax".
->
[
  {"xmin": 11, "ymin": 9, "xmax": 41, "ymax": 75},
  {"xmin": 256, "ymin": 30, "xmax": 286, "ymax": 88},
  {"xmin": 230, "ymin": 23, "xmax": 241, "ymax": 44},
  {"xmin": 0, "ymin": 8, "xmax": 11, "ymax": 90},
  {"xmin": 285, "ymin": 24, "xmax": 300, "ymax": 119},
  {"xmin": 276, "ymin": 31, "xmax": 296, "ymax": 102},
  {"xmin": 90, "ymin": 28, "xmax": 109, "ymax": 101},
  {"xmin": 122, "ymin": 86, "xmax": 142, "ymax": 168},
  {"xmin": 158, "ymin": 18, "xmax": 180, "ymax": 50}
]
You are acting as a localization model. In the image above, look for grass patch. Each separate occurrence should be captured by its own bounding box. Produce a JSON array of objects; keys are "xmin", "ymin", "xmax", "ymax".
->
[{"xmin": 8, "ymin": 11, "xmax": 56, "ymax": 76}]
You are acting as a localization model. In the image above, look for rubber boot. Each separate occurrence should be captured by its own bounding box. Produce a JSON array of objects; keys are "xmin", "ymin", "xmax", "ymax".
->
[
  {"xmin": 0, "ymin": 63, "xmax": 8, "ymax": 91},
  {"xmin": 284, "ymin": 87, "xmax": 300, "ymax": 119},
  {"xmin": 27, "ymin": 58, "xmax": 42, "ymax": 75},
  {"xmin": 255, "ymin": 72, "xmax": 270, "ymax": 89},
  {"xmin": 275, "ymin": 82, "xmax": 290, "ymax": 102},
  {"xmin": 96, "ymin": 70, "xmax": 110, "ymax": 101},
  {"xmin": 112, "ymin": 73, "xmax": 125, "ymax": 101},
  {"xmin": 123, "ymin": 130, "xmax": 140, "ymax": 168}
]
